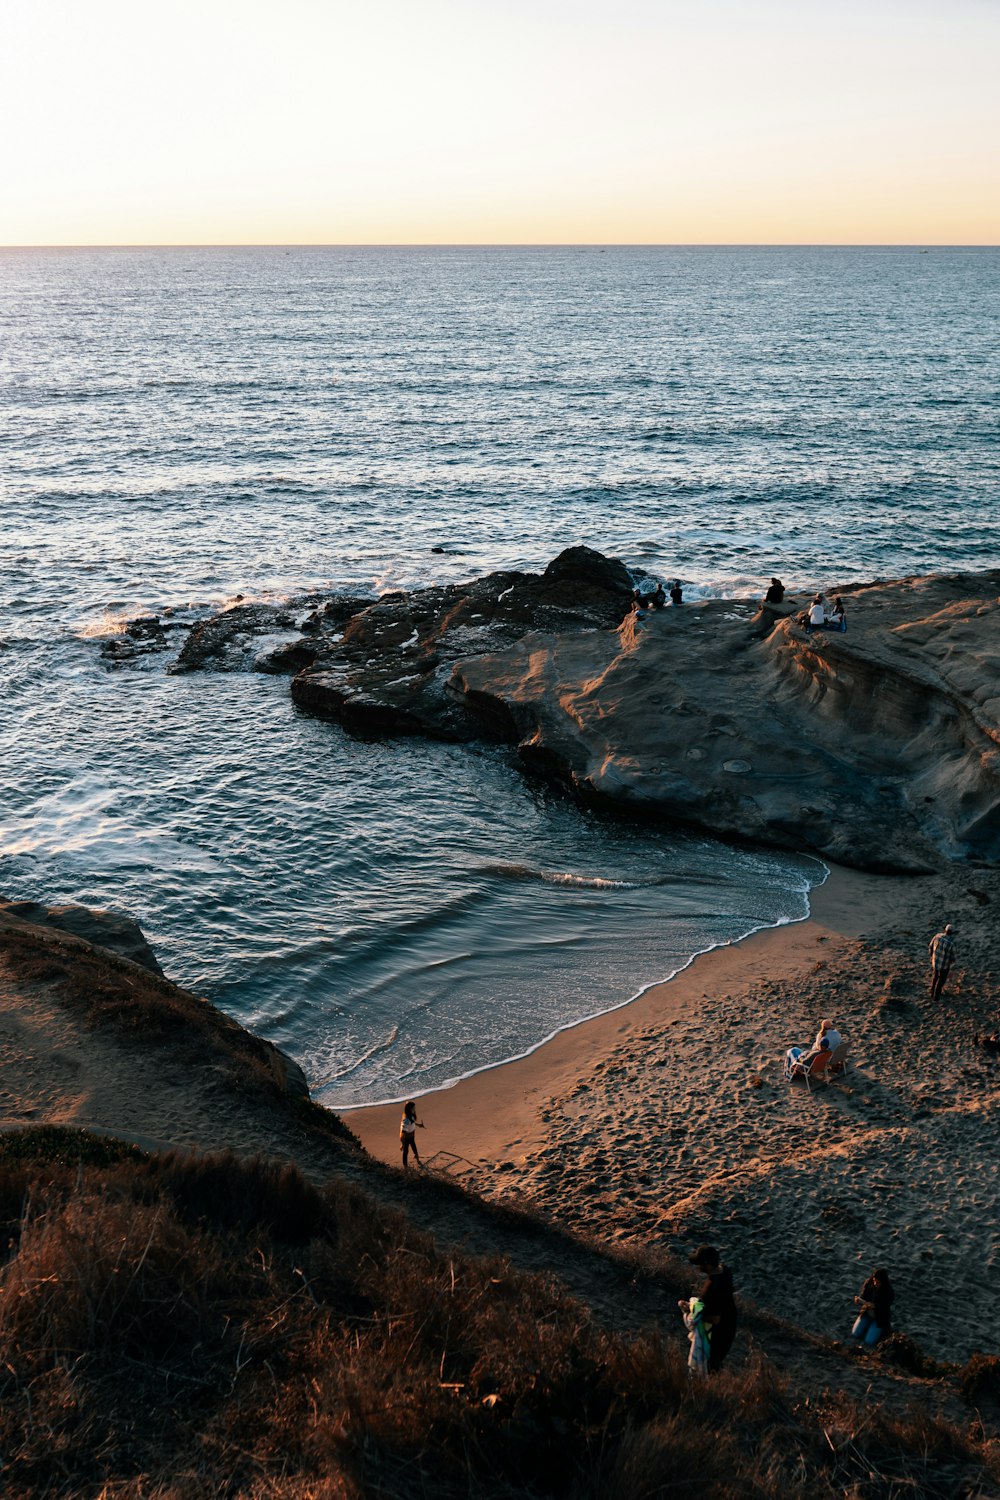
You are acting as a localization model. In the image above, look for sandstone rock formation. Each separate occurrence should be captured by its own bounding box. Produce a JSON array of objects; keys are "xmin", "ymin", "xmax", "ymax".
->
[
  {"xmin": 291, "ymin": 560, "xmax": 1000, "ymax": 872},
  {"xmin": 448, "ymin": 572, "xmax": 1000, "ymax": 872},
  {"xmin": 290, "ymin": 546, "xmax": 634, "ymax": 738}
]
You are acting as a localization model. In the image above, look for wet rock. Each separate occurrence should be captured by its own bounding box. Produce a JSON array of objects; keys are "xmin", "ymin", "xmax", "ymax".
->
[
  {"xmin": 100, "ymin": 615, "xmax": 177, "ymax": 665},
  {"xmin": 257, "ymin": 639, "xmax": 324, "ymax": 675},
  {"xmin": 171, "ymin": 602, "xmax": 298, "ymax": 674},
  {"xmin": 291, "ymin": 546, "xmax": 633, "ymax": 741}
]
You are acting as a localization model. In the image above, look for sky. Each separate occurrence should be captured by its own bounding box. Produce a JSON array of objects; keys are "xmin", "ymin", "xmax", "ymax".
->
[{"xmin": 2, "ymin": 0, "xmax": 998, "ymax": 245}]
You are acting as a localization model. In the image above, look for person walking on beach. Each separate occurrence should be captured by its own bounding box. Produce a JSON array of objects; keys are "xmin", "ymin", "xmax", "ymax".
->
[
  {"xmin": 852, "ymin": 1267, "xmax": 894, "ymax": 1347},
  {"xmin": 399, "ymin": 1100, "xmax": 425, "ymax": 1168},
  {"xmin": 929, "ymin": 923, "xmax": 956, "ymax": 1001},
  {"xmin": 688, "ymin": 1245, "xmax": 738, "ymax": 1371}
]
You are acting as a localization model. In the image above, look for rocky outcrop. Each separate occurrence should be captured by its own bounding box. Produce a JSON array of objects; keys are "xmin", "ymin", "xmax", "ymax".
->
[
  {"xmin": 290, "ymin": 546, "xmax": 634, "ymax": 739},
  {"xmin": 0, "ymin": 896, "xmax": 313, "ymax": 1104},
  {"xmin": 0, "ymin": 898, "xmax": 166, "ymax": 974},
  {"xmin": 100, "ymin": 615, "xmax": 183, "ymax": 666},
  {"xmin": 171, "ymin": 602, "xmax": 300, "ymax": 674},
  {"xmin": 447, "ymin": 571, "xmax": 1000, "ymax": 872}
]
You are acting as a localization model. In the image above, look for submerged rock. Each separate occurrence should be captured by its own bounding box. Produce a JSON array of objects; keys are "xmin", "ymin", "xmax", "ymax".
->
[
  {"xmin": 100, "ymin": 615, "xmax": 180, "ymax": 665},
  {"xmin": 171, "ymin": 602, "xmax": 300, "ymax": 674}
]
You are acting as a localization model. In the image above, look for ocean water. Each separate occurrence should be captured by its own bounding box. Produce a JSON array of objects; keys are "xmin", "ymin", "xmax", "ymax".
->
[{"xmin": 1, "ymin": 246, "xmax": 997, "ymax": 1106}]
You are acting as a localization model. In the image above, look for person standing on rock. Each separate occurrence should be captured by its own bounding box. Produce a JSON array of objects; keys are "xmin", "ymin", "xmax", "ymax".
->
[
  {"xmin": 400, "ymin": 1100, "xmax": 425, "ymax": 1168},
  {"xmin": 929, "ymin": 923, "xmax": 956, "ymax": 1001},
  {"xmin": 688, "ymin": 1245, "xmax": 738, "ymax": 1371}
]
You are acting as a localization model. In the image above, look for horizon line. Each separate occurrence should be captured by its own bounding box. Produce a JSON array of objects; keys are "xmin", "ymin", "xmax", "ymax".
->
[{"xmin": 1, "ymin": 240, "xmax": 998, "ymax": 252}]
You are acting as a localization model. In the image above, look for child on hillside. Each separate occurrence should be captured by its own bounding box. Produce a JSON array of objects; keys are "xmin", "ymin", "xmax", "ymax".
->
[
  {"xmin": 399, "ymin": 1100, "xmax": 425, "ymax": 1168},
  {"xmin": 679, "ymin": 1296, "xmax": 711, "ymax": 1375}
]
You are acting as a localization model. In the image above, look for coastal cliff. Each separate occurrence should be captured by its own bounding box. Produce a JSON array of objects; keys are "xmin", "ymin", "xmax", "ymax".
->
[{"xmin": 288, "ymin": 559, "xmax": 1000, "ymax": 873}]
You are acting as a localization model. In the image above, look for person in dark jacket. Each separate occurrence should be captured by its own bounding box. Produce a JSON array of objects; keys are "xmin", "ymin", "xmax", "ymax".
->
[
  {"xmin": 852, "ymin": 1267, "xmax": 894, "ymax": 1346},
  {"xmin": 764, "ymin": 577, "xmax": 785, "ymax": 604},
  {"xmin": 688, "ymin": 1245, "xmax": 738, "ymax": 1371}
]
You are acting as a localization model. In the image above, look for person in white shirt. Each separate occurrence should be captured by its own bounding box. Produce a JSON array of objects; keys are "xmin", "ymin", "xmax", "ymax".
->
[
  {"xmin": 806, "ymin": 595, "xmax": 826, "ymax": 632},
  {"xmin": 399, "ymin": 1100, "xmax": 425, "ymax": 1168},
  {"xmin": 784, "ymin": 1017, "xmax": 844, "ymax": 1079},
  {"xmin": 811, "ymin": 1018, "xmax": 842, "ymax": 1056}
]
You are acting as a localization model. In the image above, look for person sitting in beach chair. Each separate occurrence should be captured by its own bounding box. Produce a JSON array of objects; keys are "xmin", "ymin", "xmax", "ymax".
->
[{"xmin": 784, "ymin": 1018, "xmax": 842, "ymax": 1088}]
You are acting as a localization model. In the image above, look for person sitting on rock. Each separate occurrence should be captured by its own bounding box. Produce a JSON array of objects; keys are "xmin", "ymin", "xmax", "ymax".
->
[
  {"xmin": 829, "ymin": 597, "xmax": 847, "ymax": 632},
  {"xmin": 669, "ymin": 579, "xmax": 683, "ymax": 606},
  {"xmin": 805, "ymin": 594, "xmax": 827, "ymax": 632},
  {"xmin": 852, "ymin": 1267, "xmax": 894, "ymax": 1347},
  {"xmin": 650, "ymin": 582, "xmax": 667, "ymax": 610},
  {"xmin": 764, "ymin": 577, "xmax": 785, "ymax": 604}
]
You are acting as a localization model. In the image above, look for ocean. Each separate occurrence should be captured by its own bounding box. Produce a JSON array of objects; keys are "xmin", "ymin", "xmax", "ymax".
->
[{"xmin": 1, "ymin": 245, "xmax": 997, "ymax": 1106}]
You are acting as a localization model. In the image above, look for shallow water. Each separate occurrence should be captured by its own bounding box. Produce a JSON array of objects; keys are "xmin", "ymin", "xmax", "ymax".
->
[{"xmin": 1, "ymin": 246, "xmax": 996, "ymax": 1103}]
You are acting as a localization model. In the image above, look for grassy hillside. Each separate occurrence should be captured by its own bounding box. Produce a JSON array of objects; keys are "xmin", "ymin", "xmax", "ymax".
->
[{"xmin": 0, "ymin": 1129, "xmax": 997, "ymax": 1499}]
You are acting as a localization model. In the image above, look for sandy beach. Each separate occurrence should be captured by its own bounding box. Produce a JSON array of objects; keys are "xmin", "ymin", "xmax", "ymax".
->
[{"xmin": 344, "ymin": 863, "xmax": 1000, "ymax": 1363}]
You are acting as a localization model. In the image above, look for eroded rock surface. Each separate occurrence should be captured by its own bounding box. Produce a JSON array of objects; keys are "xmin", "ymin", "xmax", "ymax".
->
[
  {"xmin": 290, "ymin": 546, "xmax": 634, "ymax": 738},
  {"xmin": 449, "ymin": 571, "xmax": 1000, "ymax": 871}
]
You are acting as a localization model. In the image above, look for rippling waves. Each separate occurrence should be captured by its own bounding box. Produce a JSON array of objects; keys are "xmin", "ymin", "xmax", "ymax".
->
[{"xmin": 0, "ymin": 247, "xmax": 996, "ymax": 1102}]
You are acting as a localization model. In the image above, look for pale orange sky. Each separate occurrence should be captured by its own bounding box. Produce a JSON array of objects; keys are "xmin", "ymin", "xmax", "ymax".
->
[{"xmin": 2, "ymin": 0, "xmax": 998, "ymax": 245}]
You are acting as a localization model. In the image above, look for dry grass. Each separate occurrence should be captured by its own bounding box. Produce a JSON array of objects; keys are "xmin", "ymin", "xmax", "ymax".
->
[{"xmin": 0, "ymin": 1129, "xmax": 997, "ymax": 1499}]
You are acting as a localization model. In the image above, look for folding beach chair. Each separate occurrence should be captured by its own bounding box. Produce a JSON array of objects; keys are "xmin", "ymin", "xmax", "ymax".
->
[
  {"xmin": 827, "ymin": 1040, "xmax": 849, "ymax": 1075},
  {"xmin": 787, "ymin": 1047, "xmax": 832, "ymax": 1092}
]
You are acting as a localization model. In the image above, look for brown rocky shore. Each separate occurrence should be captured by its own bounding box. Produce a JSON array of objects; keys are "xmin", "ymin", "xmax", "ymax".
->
[
  {"xmin": 289, "ymin": 555, "xmax": 1000, "ymax": 872},
  {"xmin": 134, "ymin": 548, "xmax": 1000, "ymax": 873}
]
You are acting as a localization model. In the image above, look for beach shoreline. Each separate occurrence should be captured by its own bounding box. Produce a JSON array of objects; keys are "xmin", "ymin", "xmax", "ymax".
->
[
  {"xmin": 343, "ymin": 861, "xmax": 1000, "ymax": 1362},
  {"xmin": 340, "ymin": 861, "xmax": 878, "ymax": 1169}
]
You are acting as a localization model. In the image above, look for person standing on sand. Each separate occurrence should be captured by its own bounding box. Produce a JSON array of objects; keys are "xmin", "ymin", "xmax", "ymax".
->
[
  {"xmin": 400, "ymin": 1100, "xmax": 425, "ymax": 1168},
  {"xmin": 929, "ymin": 923, "xmax": 956, "ymax": 1001},
  {"xmin": 688, "ymin": 1245, "xmax": 738, "ymax": 1372}
]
